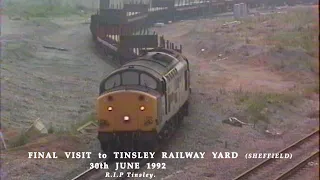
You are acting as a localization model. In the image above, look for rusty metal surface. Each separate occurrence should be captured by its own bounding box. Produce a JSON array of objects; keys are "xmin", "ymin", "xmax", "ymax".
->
[
  {"xmin": 119, "ymin": 35, "xmax": 158, "ymax": 49},
  {"xmin": 99, "ymin": 0, "xmax": 110, "ymax": 9},
  {"xmin": 99, "ymin": 9, "xmax": 126, "ymax": 24},
  {"xmin": 127, "ymin": 13, "xmax": 149, "ymax": 23},
  {"xmin": 123, "ymin": 3, "xmax": 149, "ymax": 12},
  {"xmin": 152, "ymin": 0, "xmax": 175, "ymax": 8},
  {"xmin": 91, "ymin": 0, "xmax": 274, "ymax": 63}
]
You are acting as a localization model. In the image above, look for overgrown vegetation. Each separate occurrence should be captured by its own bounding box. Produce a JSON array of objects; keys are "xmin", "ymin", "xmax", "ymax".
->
[
  {"xmin": 4, "ymin": 0, "xmax": 86, "ymax": 18},
  {"xmin": 71, "ymin": 112, "xmax": 97, "ymax": 133},
  {"xmin": 267, "ymin": 7, "xmax": 319, "ymax": 57},
  {"xmin": 304, "ymin": 82, "xmax": 320, "ymax": 95},
  {"xmin": 9, "ymin": 132, "xmax": 29, "ymax": 148},
  {"xmin": 233, "ymin": 88, "xmax": 300, "ymax": 126},
  {"xmin": 46, "ymin": 112, "xmax": 97, "ymax": 135},
  {"xmin": 234, "ymin": 7, "xmax": 319, "ymax": 58}
]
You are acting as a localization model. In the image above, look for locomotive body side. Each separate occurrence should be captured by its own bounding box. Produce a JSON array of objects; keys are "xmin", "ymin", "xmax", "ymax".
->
[
  {"xmin": 157, "ymin": 51, "xmax": 190, "ymax": 132},
  {"xmin": 96, "ymin": 48, "xmax": 190, "ymax": 153}
]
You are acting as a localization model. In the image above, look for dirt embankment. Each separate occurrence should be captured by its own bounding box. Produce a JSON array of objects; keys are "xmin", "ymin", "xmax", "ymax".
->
[
  {"xmin": 1, "ymin": 1, "xmax": 114, "ymax": 179},
  {"xmin": 142, "ymin": 5, "xmax": 319, "ymax": 180}
]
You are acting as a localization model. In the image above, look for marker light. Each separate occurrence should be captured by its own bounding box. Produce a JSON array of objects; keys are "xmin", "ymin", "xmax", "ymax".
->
[
  {"xmin": 124, "ymin": 116, "xmax": 130, "ymax": 121},
  {"xmin": 140, "ymin": 106, "xmax": 145, "ymax": 111},
  {"xmin": 107, "ymin": 106, "xmax": 113, "ymax": 111}
]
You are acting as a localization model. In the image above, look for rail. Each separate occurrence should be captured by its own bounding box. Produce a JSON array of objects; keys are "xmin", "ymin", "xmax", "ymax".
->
[
  {"xmin": 273, "ymin": 150, "xmax": 319, "ymax": 180},
  {"xmin": 70, "ymin": 158, "xmax": 109, "ymax": 180},
  {"xmin": 233, "ymin": 129, "xmax": 319, "ymax": 180}
]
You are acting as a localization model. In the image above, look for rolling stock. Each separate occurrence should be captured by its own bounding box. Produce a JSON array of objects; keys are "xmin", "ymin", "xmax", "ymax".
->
[
  {"xmin": 97, "ymin": 48, "xmax": 191, "ymax": 154},
  {"xmin": 92, "ymin": 0, "xmax": 316, "ymax": 154}
]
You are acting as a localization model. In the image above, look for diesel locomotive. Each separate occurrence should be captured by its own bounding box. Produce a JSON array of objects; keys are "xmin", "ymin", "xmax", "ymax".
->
[{"xmin": 96, "ymin": 48, "xmax": 191, "ymax": 154}]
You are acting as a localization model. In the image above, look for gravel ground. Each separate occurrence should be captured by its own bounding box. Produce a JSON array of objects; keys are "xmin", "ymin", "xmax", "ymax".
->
[
  {"xmin": 1, "ymin": 15, "xmax": 115, "ymax": 129},
  {"xmin": 131, "ymin": 5, "xmax": 319, "ymax": 180},
  {"xmin": 1, "ymin": 14, "xmax": 115, "ymax": 180}
]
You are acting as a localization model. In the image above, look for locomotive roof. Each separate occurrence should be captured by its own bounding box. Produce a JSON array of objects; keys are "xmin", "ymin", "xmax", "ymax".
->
[{"xmin": 117, "ymin": 50, "xmax": 182, "ymax": 79}]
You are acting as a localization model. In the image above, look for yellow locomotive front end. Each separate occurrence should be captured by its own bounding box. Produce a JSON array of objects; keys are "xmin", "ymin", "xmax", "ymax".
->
[
  {"xmin": 97, "ymin": 90, "xmax": 158, "ymax": 132},
  {"xmin": 97, "ymin": 69, "xmax": 162, "ymax": 153}
]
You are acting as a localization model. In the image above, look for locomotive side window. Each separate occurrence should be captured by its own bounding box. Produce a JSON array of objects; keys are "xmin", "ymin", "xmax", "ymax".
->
[
  {"xmin": 140, "ymin": 73, "xmax": 157, "ymax": 89},
  {"xmin": 122, "ymin": 71, "xmax": 139, "ymax": 85},
  {"xmin": 105, "ymin": 74, "xmax": 121, "ymax": 89}
]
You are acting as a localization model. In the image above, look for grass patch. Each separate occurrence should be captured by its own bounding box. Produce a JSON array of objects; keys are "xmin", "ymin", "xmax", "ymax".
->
[
  {"xmin": 269, "ymin": 52, "xmax": 319, "ymax": 74},
  {"xmin": 307, "ymin": 110, "xmax": 319, "ymax": 119},
  {"xmin": 304, "ymin": 82, "xmax": 320, "ymax": 95},
  {"xmin": 266, "ymin": 8, "xmax": 319, "ymax": 57},
  {"xmin": 269, "ymin": 30, "xmax": 318, "ymax": 57},
  {"xmin": 72, "ymin": 112, "xmax": 97, "ymax": 131},
  {"xmin": 234, "ymin": 90, "xmax": 300, "ymax": 126},
  {"xmin": 47, "ymin": 113, "xmax": 97, "ymax": 135},
  {"xmin": 9, "ymin": 132, "xmax": 30, "ymax": 148},
  {"xmin": 4, "ymin": 1, "xmax": 83, "ymax": 18},
  {"xmin": 234, "ymin": 7, "xmax": 318, "ymax": 57}
]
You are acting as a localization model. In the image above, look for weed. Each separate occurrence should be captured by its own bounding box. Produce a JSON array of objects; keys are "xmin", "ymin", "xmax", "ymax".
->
[
  {"xmin": 307, "ymin": 110, "xmax": 319, "ymax": 119},
  {"xmin": 245, "ymin": 95, "xmax": 269, "ymax": 125},
  {"xmin": 234, "ymin": 86, "xmax": 250, "ymax": 105},
  {"xmin": 245, "ymin": 36, "xmax": 251, "ymax": 44},
  {"xmin": 266, "ymin": 8, "xmax": 318, "ymax": 57},
  {"xmin": 219, "ymin": 88, "xmax": 227, "ymax": 95},
  {"xmin": 48, "ymin": 123, "xmax": 54, "ymax": 134},
  {"xmin": 10, "ymin": 132, "xmax": 29, "ymax": 148},
  {"xmin": 274, "ymin": 43, "xmax": 284, "ymax": 53},
  {"xmin": 304, "ymin": 83, "xmax": 320, "ymax": 95},
  {"xmin": 69, "ymin": 112, "xmax": 97, "ymax": 134},
  {"xmin": 233, "ymin": 90, "xmax": 300, "ymax": 125},
  {"xmin": 53, "ymin": 127, "xmax": 72, "ymax": 135}
]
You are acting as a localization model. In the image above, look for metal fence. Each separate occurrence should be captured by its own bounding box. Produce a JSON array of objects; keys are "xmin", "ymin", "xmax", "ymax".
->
[{"xmin": 91, "ymin": 0, "xmax": 281, "ymax": 63}]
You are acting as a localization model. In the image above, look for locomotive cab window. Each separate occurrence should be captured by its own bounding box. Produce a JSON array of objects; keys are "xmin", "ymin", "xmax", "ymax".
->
[
  {"xmin": 122, "ymin": 71, "xmax": 139, "ymax": 85},
  {"xmin": 104, "ymin": 74, "xmax": 121, "ymax": 89},
  {"xmin": 140, "ymin": 73, "xmax": 157, "ymax": 89}
]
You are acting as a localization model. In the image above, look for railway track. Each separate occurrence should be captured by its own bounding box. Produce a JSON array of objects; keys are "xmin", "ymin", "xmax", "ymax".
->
[
  {"xmin": 70, "ymin": 158, "xmax": 109, "ymax": 180},
  {"xmin": 273, "ymin": 150, "xmax": 319, "ymax": 180},
  {"xmin": 233, "ymin": 129, "xmax": 319, "ymax": 180}
]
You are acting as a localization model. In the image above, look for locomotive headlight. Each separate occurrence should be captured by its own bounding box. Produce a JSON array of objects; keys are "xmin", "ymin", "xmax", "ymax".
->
[
  {"xmin": 124, "ymin": 116, "xmax": 130, "ymax": 121},
  {"xmin": 140, "ymin": 106, "xmax": 145, "ymax": 111},
  {"xmin": 107, "ymin": 106, "xmax": 113, "ymax": 111}
]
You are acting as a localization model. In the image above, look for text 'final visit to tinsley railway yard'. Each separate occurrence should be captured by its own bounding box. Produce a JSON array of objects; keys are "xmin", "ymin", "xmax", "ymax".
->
[
  {"xmin": 28, "ymin": 151, "xmax": 293, "ymax": 160},
  {"xmin": 27, "ymin": 151, "xmax": 293, "ymax": 178}
]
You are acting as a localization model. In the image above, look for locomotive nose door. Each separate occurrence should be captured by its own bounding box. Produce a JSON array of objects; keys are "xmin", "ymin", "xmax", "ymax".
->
[{"xmin": 114, "ymin": 92, "xmax": 140, "ymax": 131}]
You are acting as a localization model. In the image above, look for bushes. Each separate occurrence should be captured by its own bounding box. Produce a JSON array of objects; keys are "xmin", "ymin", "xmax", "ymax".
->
[
  {"xmin": 266, "ymin": 7, "xmax": 319, "ymax": 57},
  {"xmin": 10, "ymin": 132, "xmax": 29, "ymax": 148},
  {"xmin": 233, "ymin": 90, "xmax": 299, "ymax": 125}
]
